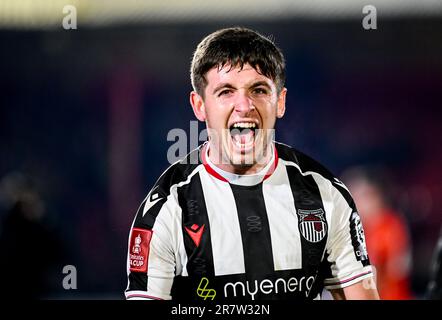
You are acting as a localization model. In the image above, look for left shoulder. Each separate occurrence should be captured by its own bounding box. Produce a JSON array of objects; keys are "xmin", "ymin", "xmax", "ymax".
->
[
  {"xmin": 275, "ymin": 141, "xmax": 354, "ymax": 206},
  {"xmin": 275, "ymin": 141, "xmax": 337, "ymax": 183}
]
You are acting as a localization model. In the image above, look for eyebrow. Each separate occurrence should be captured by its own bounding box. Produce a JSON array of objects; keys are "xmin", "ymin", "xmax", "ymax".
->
[
  {"xmin": 212, "ymin": 83, "xmax": 236, "ymax": 95},
  {"xmin": 249, "ymin": 81, "xmax": 272, "ymax": 90},
  {"xmin": 212, "ymin": 81, "xmax": 272, "ymax": 95}
]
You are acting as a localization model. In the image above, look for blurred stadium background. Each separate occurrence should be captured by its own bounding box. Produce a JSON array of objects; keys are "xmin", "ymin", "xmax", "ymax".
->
[{"xmin": 0, "ymin": 0, "xmax": 441, "ymax": 299}]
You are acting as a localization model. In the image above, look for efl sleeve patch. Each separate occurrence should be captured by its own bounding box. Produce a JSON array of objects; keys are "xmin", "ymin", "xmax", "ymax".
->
[
  {"xmin": 349, "ymin": 211, "xmax": 370, "ymax": 263},
  {"xmin": 129, "ymin": 228, "xmax": 153, "ymax": 273}
]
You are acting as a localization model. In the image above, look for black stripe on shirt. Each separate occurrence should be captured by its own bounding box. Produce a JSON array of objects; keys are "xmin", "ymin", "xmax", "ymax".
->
[
  {"xmin": 286, "ymin": 166, "xmax": 328, "ymax": 276},
  {"xmin": 176, "ymin": 172, "xmax": 215, "ymax": 278},
  {"xmin": 230, "ymin": 183, "xmax": 275, "ymax": 279}
]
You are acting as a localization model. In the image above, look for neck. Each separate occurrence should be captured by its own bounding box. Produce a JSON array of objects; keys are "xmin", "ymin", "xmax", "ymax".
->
[{"xmin": 207, "ymin": 144, "xmax": 274, "ymax": 175}]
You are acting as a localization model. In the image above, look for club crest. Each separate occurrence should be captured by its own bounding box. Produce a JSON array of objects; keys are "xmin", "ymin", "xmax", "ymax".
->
[{"xmin": 298, "ymin": 209, "xmax": 327, "ymax": 243}]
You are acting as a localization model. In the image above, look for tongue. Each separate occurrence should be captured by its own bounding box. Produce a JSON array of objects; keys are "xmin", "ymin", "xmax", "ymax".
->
[{"xmin": 232, "ymin": 128, "xmax": 254, "ymax": 145}]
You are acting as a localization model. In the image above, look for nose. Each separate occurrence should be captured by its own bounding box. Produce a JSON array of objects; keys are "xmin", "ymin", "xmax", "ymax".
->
[{"xmin": 233, "ymin": 91, "xmax": 255, "ymax": 115}]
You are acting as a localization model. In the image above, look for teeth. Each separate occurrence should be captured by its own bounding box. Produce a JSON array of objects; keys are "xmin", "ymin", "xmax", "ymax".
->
[{"xmin": 232, "ymin": 122, "xmax": 256, "ymax": 129}]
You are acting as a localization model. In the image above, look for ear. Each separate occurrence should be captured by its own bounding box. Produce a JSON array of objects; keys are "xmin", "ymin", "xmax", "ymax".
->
[
  {"xmin": 190, "ymin": 91, "xmax": 206, "ymax": 121},
  {"xmin": 276, "ymin": 87, "xmax": 287, "ymax": 118}
]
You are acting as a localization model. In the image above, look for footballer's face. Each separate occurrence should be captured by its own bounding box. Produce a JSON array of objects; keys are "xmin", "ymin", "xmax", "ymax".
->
[{"xmin": 190, "ymin": 63, "xmax": 286, "ymax": 173}]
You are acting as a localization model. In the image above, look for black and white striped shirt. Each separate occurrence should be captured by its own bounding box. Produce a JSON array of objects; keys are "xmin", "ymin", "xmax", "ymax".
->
[{"xmin": 125, "ymin": 142, "xmax": 372, "ymax": 300}]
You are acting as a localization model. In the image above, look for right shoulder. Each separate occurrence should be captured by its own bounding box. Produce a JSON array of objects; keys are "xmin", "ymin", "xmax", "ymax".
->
[
  {"xmin": 151, "ymin": 145, "xmax": 204, "ymax": 197},
  {"xmin": 131, "ymin": 145, "xmax": 205, "ymax": 229}
]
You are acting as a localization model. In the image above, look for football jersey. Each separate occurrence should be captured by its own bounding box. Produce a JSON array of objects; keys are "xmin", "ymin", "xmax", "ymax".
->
[{"xmin": 125, "ymin": 142, "xmax": 373, "ymax": 300}]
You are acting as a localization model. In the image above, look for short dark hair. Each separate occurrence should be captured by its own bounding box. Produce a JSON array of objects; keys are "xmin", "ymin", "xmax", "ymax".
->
[{"xmin": 190, "ymin": 27, "xmax": 286, "ymax": 97}]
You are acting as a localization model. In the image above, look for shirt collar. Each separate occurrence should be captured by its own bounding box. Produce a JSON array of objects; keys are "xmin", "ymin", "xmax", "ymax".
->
[{"xmin": 201, "ymin": 142, "xmax": 278, "ymax": 186}]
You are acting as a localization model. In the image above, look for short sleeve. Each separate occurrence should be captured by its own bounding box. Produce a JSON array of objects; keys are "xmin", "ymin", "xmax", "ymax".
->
[
  {"xmin": 125, "ymin": 188, "xmax": 178, "ymax": 300},
  {"xmin": 323, "ymin": 182, "xmax": 373, "ymax": 290}
]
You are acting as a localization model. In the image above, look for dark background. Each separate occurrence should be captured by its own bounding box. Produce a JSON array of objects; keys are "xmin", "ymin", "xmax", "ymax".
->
[{"xmin": 0, "ymin": 17, "xmax": 441, "ymax": 298}]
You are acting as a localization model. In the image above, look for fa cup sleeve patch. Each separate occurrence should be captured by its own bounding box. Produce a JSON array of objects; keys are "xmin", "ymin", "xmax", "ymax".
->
[{"xmin": 129, "ymin": 228, "xmax": 153, "ymax": 273}]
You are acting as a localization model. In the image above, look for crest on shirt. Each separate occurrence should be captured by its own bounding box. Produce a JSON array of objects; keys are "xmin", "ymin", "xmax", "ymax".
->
[{"xmin": 298, "ymin": 209, "xmax": 327, "ymax": 243}]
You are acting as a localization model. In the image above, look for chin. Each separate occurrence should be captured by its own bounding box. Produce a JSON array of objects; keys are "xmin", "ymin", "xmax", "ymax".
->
[{"xmin": 229, "ymin": 145, "xmax": 265, "ymax": 167}]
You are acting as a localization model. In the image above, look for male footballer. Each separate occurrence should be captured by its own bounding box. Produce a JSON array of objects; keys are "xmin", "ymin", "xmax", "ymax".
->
[{"xmin": 125, "ymin": 27, "xmax": 380, "ymax": 300}]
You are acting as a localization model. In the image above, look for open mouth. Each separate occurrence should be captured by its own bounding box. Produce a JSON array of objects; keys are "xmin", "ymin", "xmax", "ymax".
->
[{"xmin": 229, "ymin": 122, "xmax": 259, "ymax": 149}]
